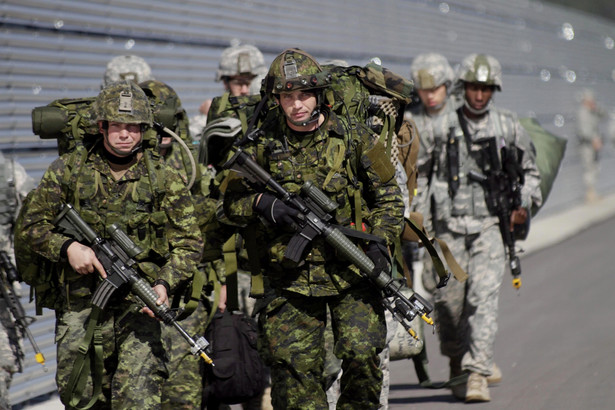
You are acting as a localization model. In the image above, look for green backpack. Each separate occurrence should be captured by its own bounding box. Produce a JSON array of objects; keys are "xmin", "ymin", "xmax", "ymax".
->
[
  {"xmin": 31, "ymin": 97, "xmax": 99, "ymax": 155},
  {"xmin": 519, "ymin": 117, "xmax": 568, "ymax": 216}
]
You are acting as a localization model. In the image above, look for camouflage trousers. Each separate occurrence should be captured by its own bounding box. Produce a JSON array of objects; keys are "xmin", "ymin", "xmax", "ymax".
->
[
  {"xmin": 259, "ymin": 287, "xmax": 386, "ymax": 410},
  {"xmin": 161, "ymin": 298, "xmax": 211, "ymax": 409},
  {"xmin": 55, "ymin": 301, "xmax": 168, "ymax": 409},
  {"xmin": 1, "ymin": 300, "xmax": 23, "ymax": 410},
  {"xmin": 430, "ymin": 223, "xmax": 505, "ymax": 376}
]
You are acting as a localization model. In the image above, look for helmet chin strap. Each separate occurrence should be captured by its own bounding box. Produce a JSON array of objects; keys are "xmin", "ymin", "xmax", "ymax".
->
[
  {"xmin": 464, "ymin": 97, "xmax": 493, "ymax": 116},
  {"xmin": 103, "ymin": 133, "xmax": 141, "ymax": 159}
]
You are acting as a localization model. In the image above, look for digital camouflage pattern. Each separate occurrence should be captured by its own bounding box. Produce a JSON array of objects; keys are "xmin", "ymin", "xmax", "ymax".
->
[
  {"xmin": 263, "ymin": 48, "xmax": 332, "ymax": 95},
  {"xmin": 15, "ymin": 81, "xmax": 203, "ymax": 406},
  {"xmin": 55, "ymin": 304, "xmax": 167, "ymax": 409},
  {"xmin": 161, "ymin": 299, "xmax": 210, "ymax": 409},
  {"xmin": 456, "ymin": 53, "xmax": 503, "ymax": 91},
  {"xmin": 410, "ymin": 61, "xmax": 541, "ymax": 384},
  {"xmin": 93, "ymin": 80, "xmax": 153, "ymax": 126},
  {"xmin": 409, "ymin": 52, "xmax": 455, "ymax": 90},
  {"xmin": 1, "ymin": 153, "xmax": 34, "ymax": 410},
  {"xmin": 103, "ymin": 55, "xmax": 154, "ymax": 87},
  {"xmin": 258, "ymin": 288, "xmax": 386, "ymax": 410},
  {"xmin": 216, "ymin": 44, "xmax": 266, "ymax": 81},
  {"xmin": 222, "ymin": 102, "xmax": 404, "ymax": 407}
]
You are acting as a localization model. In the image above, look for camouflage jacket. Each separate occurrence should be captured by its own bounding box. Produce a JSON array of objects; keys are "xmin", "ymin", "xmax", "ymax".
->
[
  {"xmin": 407, "ymin": 103, "xmax": 542, "ymax": 235},
  {"xmin": 16, "ymin": 143, "xmax": 203, "ymax": 295},
  {"xmin": 221, "ymin": 107, "xmax": 405, "ymax": 297}
]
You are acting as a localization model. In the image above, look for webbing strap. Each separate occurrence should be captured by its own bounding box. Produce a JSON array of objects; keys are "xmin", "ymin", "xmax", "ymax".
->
[
  {"xmin": 175, "ymin": 267, "xmax": 206, "ymax": 321},
  {"xmin": 222, "ymin": 235, "xmax": 239, "ymax": 311},
  {"xmin": 62, "ymin": 306, "xmax": 104, "ymax": 410},
  {"xmin": 402, "ymin": 214, "xmax": 468, "ymax": 283}
]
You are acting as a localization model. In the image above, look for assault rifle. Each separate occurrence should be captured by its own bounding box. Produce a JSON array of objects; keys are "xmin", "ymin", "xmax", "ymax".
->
[
  {"xmin": 0, "ymin": 250, "xmax": 47, "ymax": 369},
  {"xmin": 53, "ymin": 204, "xmax": 214, "ymax": 366},
  {"xmin": 224, "ymin": 147, "xmax": 434, "ymax": 339},
  {"xmin": 468, "ymin": 137, "xmax": 525, "ymax": 289}
]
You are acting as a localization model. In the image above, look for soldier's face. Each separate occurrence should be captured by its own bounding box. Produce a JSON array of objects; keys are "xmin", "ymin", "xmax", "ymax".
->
[
  {"xmin": 100, "ymin": 121, "xmax": 142, "ymax": 156},
  {"xmin": 417, "ymin": 84, "xmax": 447, "ymax": 113},
  {"xmin": 464, "ymin": 83, "xmax": 494, "ymax": 112},
  {"xmin": 277, "ymin": 90, "xmax": 319, "ymax": 131},
  {"xmin": 225, "ymin": 75, "xmax": 253, "ymax": 96}
]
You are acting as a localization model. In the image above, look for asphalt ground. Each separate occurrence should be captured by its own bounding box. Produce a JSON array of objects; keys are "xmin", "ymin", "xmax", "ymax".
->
[{"xmin": 388, "ymin": 192, "xmax": 615, "ymax": 409}]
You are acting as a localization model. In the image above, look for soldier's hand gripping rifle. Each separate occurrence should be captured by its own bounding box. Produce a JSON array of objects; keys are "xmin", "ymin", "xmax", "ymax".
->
[
  {"xmin": 0, "ymin": 251, "xmax": 47, "ymax": 369},
  {"xmin": 468, "ymin": 137, "xmax": 525, "ymax": 289},
  {"xmin": 224, "ymin": 147, "xmax": 434, "ymax": 339},
  {"xmin": 53, "ymin": 204, "xmax": 214, "ymax": 366}
]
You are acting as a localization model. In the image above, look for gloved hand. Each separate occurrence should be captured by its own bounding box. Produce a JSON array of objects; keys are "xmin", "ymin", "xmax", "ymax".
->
[
  {"xmin": 253, "ymin": 193, "xmax": 299, "ymax": 227},
  {"xmin": 365, "ymin": 241, "xmax": 391, "ymax": 277}
]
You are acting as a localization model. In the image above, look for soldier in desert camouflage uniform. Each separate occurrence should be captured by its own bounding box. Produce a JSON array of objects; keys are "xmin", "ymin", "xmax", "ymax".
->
[
  {"xmin": 220, "ymin": 48, "xmax": 405, "ymax": 409},
  {"xmin": 103, "ymin": 54, "xmax": 154, "ymax": 87},
  {"xmin": 15, "ymin": 81, "xmax": 202, "ymax": 409},
  {"xmin": 0, "ymin": 152, "xmax": 35, "ymax": 410},
  {"xmin": 190, "ymin": 43, "xmax": 267, "ymax": 138},
  {"xmin": 414, "ymin": 53, "xmax": 542, "ymax": 402}
]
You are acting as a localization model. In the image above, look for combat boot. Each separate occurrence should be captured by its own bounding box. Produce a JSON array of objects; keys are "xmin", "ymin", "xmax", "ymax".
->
[
  {"xmin": 465, "ymin": 372, "xmax": 490, "ymax": 402},
  {"xmin": 449, "ymin": 358, "xmax": 465, "ymax": 400},
  {"xmin": 487, "ymin": 363, "xmax": 502, "ymax": 385}
]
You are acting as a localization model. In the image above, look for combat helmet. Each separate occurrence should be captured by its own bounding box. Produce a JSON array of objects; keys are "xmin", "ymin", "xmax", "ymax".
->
[
  {"xmin": 263, "ymin": 48, "xmax": 331, "ymax": 96},
  {"xmin": 103, "ymin": 55, "xmax": 154, "ymax": 87},
  {"xmin": 216, "ymin": 44, "xmax": 266, "ymax": 81},
  {"xmin": 94, "ymin": 81, "xmax": 153, "ymax": 127},
  {"xmin": 409, "ymin": 53, "xmax": 455, "ymax": 90},
  {"xmin": 456, "ymin": 54, "xmax": 502, "ymax": 91}
]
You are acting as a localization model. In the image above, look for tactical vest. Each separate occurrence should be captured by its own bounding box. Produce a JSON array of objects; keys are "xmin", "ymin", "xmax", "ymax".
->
[
  {"xmin": 61, "ymin": 145, "xmax": 169, "ymax": 280},
  {"xmin": 431, "ymin": 107, "xmax": 521, "ymax": 221},
  {"xmin": 0, "ymin": 155, "xmax": 17, "ymax": 226}
]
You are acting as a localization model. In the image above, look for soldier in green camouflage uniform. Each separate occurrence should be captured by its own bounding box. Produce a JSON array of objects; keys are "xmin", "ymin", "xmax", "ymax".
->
[
  {"xmin": 220, "ymin": 49, "xmax": 404, "ymax": 409},
  {"xmin": 139, "ymin": 79, "xmax": 219, "ymax": 409},
  {"xmin": 412, "ymin": 54, "xmax": 542, "ymax": 402},
  {"xmin": 15, "ymin": 81, "xmax": 203, "ymax": 409}
]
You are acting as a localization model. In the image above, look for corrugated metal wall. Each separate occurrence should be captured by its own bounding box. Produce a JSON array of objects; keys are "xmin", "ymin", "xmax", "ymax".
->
[{"xmin": 3, "ymin": 0, "xmax": 615, "ymax": 405}]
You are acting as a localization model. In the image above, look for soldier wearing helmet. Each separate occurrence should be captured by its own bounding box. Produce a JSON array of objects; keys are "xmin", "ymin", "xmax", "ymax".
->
[
  {"xmin": 15, "ymin": 81, "xmax": 203, "ymax": 408},
  {"xmin": 412, "ymin": 53, "xmax": 542, "ymax": 403},
  {"xmin": 190, "ymin": 43, "xmax": 267, "ymax": 138},
  {"xmin": 102, "ymin": 55, "xmax": 154, "ymax": 88},
  {"xmin": 221, "ymin": 48, "xmax": 404, "ymax": 408}
]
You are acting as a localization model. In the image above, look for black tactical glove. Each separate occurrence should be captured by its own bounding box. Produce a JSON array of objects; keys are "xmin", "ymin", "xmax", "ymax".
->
[
  {"xmin": 253, "ymin": 193, "xmax": 300, "ymax": 227},
  {"xmin": 365, "ymin": 241, "xmax": 391, "ymax": 277}
]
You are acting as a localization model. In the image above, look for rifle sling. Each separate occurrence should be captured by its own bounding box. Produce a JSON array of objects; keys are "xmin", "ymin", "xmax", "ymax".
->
[{"xmin": 63, "ymin": 306, "xmax": 104, "ymax": 410}]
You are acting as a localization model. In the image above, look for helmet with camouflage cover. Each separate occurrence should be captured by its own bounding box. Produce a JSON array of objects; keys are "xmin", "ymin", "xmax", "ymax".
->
[
  {"xmin": 139, "ymin": 79, "xmax": 187, "ymax": 133},
  {"xmin": 456, "ymin": 53, "xmax": 502, "ymax": 91},
  {"xmin": 263, "ymin": 48, "xmax": 331, "ymax": 96},
  {"xmin": 94, "ymin": 81, "xmax": 153, "ymax": 127},
  {"xmin": 409, "ymin": 53, "xmax": 454, "ymax": 90},
  {"xmin": 103, "ymin": 55, "xmax": 154, "ymax": 87},
  {"xmin": 216, "ymin": 44, "xmax": 266, "ymax": 81}
]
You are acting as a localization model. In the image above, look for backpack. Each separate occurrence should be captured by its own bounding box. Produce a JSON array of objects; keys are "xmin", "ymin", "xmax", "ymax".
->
[
  {"xmin": 24, "ymin": 85, "xmax": 206, "ymax": 316},
  {"xmin": 519, "ymin": 117, "xmax": 567, "ymax": 216},
  {"xmin": 31, "ymin": 97, "xmax": 99, "ymax": 155},
  {"xmin": 203, "ymin": 310, "xmax": 267, "ymax": 404}
]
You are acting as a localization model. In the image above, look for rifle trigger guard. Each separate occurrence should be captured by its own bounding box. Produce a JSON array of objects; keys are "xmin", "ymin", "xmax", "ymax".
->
[{"xmin": 436, "ymin": 272, "xmax": 451, "ymax": 289}]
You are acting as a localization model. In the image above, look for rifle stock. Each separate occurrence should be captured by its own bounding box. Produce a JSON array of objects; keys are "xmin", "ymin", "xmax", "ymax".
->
[
  {"xmin": 53, "ymin": 204, "xmax": 214, "ymax": 366},
  {"xmin": 224, "ymin": 147, "xmax": 434, "ymax": 338}
]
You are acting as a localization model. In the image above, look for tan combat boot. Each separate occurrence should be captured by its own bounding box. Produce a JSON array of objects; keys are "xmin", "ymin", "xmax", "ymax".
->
[
  {"xmin": 487, "ymin": 363, "xmax": 502, "ymax": 385},
  {"xmin": 465, "ymin": 372, "xmax": 490, "ymax": 402}
]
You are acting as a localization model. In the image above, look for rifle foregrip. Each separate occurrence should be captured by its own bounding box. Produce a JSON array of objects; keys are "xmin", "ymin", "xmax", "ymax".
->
[
  {"xmin": 324, "ymin": 227, "xmax": 374, "ymax": 274},
  {"xmin": 130, "ymin": 276, "xmax": 175, "ymax": 324}
]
